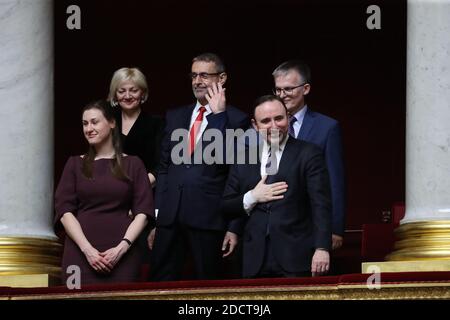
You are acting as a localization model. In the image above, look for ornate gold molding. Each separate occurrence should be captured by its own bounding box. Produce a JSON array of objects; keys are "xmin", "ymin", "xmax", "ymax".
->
[
  {"xmin": 362, "ymin": 260, "xmax": 450, "ymax": 273},
  {"xmin": 6, "ymin": 282, "xmax": 450, "ymax": 300},
  {"xmin": 386, "ymin": 220, "xmax": 450, "ymax": 261},
  {"xmin": 0, "ymin": 237, "xmax": 62, "ymax": 278}
]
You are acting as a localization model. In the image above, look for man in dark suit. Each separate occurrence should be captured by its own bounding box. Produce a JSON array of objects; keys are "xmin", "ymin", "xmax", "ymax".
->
[
  {"xmin": 221, "ymin": 95, "xmax": 332, "ymax": 278},
  {"xmin": 148, "ymin": 53, "xmax": 249, "ymax": 281},
  {"xmin": 273, "ymin": 60, "xmax": 346, "ymax": 250}
]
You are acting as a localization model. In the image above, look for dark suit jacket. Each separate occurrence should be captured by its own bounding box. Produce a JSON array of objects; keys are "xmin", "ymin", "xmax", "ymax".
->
[
  {"xmin": 155, "ymin": 103, "xmax": 250, "ymax": 232},
  {"xmin": 297, "ymin": 108, "xmax": 346, "ymax": 236},
  {"xmin": 221, "ymin": 137, "xmax": 332, "ymax": 277}
]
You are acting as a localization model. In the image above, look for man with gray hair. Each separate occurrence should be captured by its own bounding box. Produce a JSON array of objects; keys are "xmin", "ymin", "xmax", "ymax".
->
[
  {"xmin": 272, "ymin": 60, "xmax": 346, "ymax": 251},
  {"xmin": 149, "ymin": 53, "xmax": 249, "ymax": 281}
]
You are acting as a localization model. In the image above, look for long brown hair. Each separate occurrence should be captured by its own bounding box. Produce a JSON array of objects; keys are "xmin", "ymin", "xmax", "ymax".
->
[{"xmin": 81, "ymin": 100, "xmax": 129, "ymax": 180}]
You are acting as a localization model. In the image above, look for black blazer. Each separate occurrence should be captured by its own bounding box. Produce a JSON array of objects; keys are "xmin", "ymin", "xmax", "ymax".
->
[
  {"xmin": 221, "ymin": 137, "xmax": 332, "ymax": 277},
  {"xmin": 155, "ymin": 104, "xmax": 250, "ymax": 232},
  {"xmin": 115, "ymin": 110, "xmax": 165, "ymax": 177}
]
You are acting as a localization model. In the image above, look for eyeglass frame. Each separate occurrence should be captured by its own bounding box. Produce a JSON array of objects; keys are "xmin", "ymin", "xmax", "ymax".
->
[
  {"xmin": 188, "ymin": 72, "xmax": 224, "ymax": 80},
  {"xmin": 273, "ymin": 83, "xmax": 308, "ymax": 96}
]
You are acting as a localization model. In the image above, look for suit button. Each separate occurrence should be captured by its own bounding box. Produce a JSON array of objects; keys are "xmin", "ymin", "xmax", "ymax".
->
[{"xmin": 186, "ymin": 165, "xmax": 191, "ymax": 169}]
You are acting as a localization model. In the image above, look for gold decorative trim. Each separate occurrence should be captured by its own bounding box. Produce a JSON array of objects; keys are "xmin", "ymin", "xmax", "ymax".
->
[
  {"xmin": 0, "ymin": 237, "xmax": 62, "ymax": 278},
  {"xmin": 362, "ymin": 260, "xmax": 450, "ymax": 273},
  {"xmin": 0, "ymin": 274, "xmax": 59, "ymax": 288},
  {"xmin": 5, "ymin": 281, "xmax": 450, "ymax": 300},
  {"xmin": 386, "ymin": 220, "xmax": 450, "ymax": 261},
  {"xmin": 395, "ymin": 221, "xmax": 450, "ymax": 236}
]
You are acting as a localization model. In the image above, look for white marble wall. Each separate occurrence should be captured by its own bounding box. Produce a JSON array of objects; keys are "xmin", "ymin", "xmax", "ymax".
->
[
  {"xmin": 0, "ymin": 0, "xmax": 55, "ymax": 238},
  {"xmin": 404, "ymin": 0, "xmax": 450, "ymax": 223}
]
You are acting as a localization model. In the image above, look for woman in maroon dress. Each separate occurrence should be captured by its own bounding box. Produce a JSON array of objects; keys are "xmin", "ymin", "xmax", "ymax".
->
[{"xmin": 55, "ymin": 100, "xmax": 154, "ymax": 285}]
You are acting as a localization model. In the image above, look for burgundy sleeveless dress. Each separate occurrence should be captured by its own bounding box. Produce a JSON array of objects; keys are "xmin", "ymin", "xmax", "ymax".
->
[{"xmin": 55, "ymin": 156, "xmax": 153, "ymax": 285}]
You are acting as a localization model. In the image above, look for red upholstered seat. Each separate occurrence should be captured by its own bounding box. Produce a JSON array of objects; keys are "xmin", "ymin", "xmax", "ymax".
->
[
  {"xmin": 392, "ymin": 201, "xmax": 406, "ymax": 226},
  {"xmin": 361, "ymin": 202, "xmax": 405, "ymax": 262}
]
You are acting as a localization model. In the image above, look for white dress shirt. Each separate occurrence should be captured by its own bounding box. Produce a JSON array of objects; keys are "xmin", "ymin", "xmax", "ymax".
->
[
  {"xmin": 290, "ymin": 105, "xmax": 308, "ymax": 138},
  {"xmin": 243, "ymin": 135, "xmax": 289, "ymax": 214}
]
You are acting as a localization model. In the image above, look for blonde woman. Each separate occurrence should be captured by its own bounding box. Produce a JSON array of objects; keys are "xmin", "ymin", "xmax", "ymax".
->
[{"xmin": 108, "ymin": 67, "xmax": 164, "ymax": 188}]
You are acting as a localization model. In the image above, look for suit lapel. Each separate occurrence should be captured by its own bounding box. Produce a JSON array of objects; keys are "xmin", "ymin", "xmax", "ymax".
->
[
  {"xmin": 297, "ymin": 108, "xmax": 314, "ymax": 140},
  {"xmin": 182, "ymin": 104, "xmax": 196, "ymax": 130},
  {"xmin": 246, "ymin": 143, "xmax": 263, "ymax": 189},
  {"xmin": 178, "ymin": 104, "xmax": 197, "ymax": 159},
  {"xmin": 272, "ymin": 137, "xmax": 296, "ymax": 181},
  {"xmin": 262, "ymin": 138, "xmax": 296, "ymax": 211}
]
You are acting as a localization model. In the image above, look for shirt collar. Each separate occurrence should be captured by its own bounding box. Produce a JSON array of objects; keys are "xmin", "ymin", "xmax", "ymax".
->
[
  {"xmin": 194, "ymin": 101, "xmax": 212, "ymax": 114},
  {"xmin": 291, "ymin": 105, "xmax": 308, "ymax": 123},
  {"xmin": 262, "ymin": 133, "xmax": 289, "ymax": 153}
]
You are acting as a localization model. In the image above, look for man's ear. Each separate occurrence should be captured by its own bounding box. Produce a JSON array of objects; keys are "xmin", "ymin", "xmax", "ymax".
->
[
  {"xmin": 219, "ymin": 72, "xmax": 227, "ymax": 86},
  {"xmin": 303, "ymin": 83, "xmax": 311, "ymax": 96},
  {"xmin": 251, "ymin": 118, "xmax": 258, "ymax": 130}
]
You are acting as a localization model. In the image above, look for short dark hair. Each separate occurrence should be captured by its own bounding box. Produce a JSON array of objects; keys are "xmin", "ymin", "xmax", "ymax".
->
[
  {"xmin": 192, "ymin": 52, "xmax": 226, "ymax": 73},
  {"xmin": 272, "ymin": 60, "xmax": 311, "ymax": 83},
  {"xmin": 252, "ymin": 95, "xmax": 287, "ymax": 119}
]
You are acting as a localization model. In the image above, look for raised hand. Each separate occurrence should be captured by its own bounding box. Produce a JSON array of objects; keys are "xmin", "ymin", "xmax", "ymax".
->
[{"xmin": 205, "ymin": 82, "xmax": 226, "ymax": 114}]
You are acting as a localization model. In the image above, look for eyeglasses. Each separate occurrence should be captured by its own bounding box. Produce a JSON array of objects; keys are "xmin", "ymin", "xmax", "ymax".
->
[
  {"xmin": 188, "ymin": 72, "xmax": 222, "ymax": 80},
  {"xmin": 273, "ymin": 83, "xmax": 307, "ymax": 96}
]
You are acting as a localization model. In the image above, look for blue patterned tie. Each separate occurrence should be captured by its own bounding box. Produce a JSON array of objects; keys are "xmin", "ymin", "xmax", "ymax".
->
[
  {"xmin": 265, "ymin": 146, "xmax": 278, "ymax": 235},
  {"xmin": 288, "ymin": 116, "xmax": 297, "ymax": 138},
  {"xmin": 265, "ymin": 146, "xmax": 278, "ymax": 177}
]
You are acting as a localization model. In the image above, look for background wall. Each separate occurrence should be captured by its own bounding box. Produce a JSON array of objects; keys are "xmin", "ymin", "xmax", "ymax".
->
[{"xmin": 54, "ymin": 0, "xmax": 406, "ymax": 232}]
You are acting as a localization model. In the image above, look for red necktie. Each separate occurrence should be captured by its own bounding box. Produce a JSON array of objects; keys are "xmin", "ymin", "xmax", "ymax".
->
[{"xmin": 189, "ymin": 106, "xmax": 207, "ymax": 154}]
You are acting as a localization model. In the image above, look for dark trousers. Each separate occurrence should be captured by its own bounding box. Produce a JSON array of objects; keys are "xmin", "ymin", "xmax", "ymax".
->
[
  {"xmin": 255, "ymin": 236, "xmax": 311, "ymax": 278},
  {"xmin": 150, "ymin": 223, "xmax": 224, "ymax": 281}
]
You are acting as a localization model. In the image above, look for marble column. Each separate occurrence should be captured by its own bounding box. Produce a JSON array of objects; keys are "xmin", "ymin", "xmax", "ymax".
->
[
  {"xmin": 0, "ymin": 0, "xmax": 61, "ymax": 283},
  {"xmin": 385, "ymin": 0, "xmax": 450, "ymax": 263}
]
